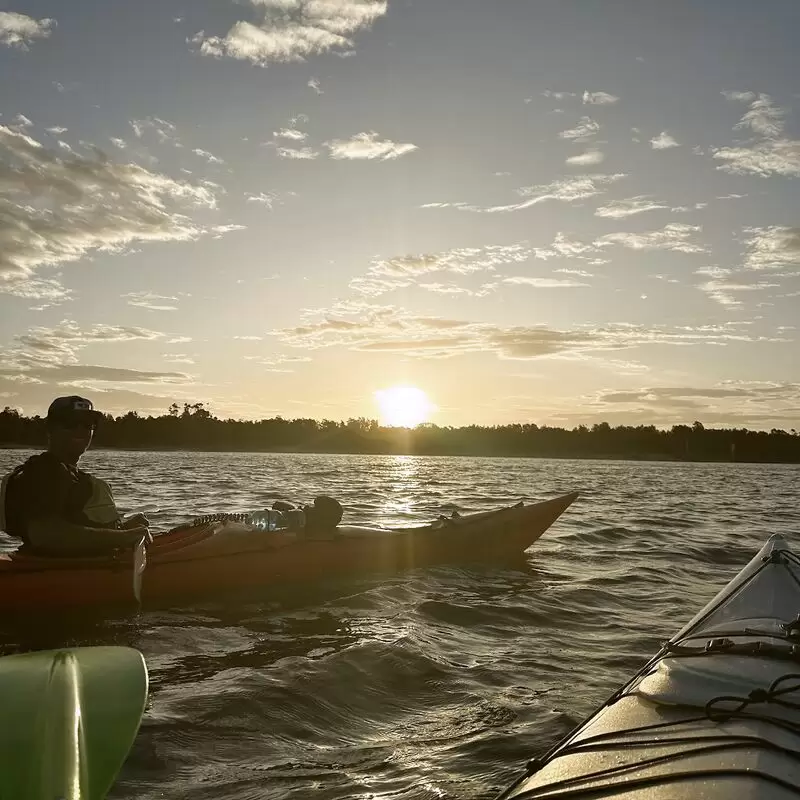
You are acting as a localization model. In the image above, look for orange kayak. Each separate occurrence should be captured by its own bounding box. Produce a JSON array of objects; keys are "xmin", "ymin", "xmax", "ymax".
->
[{"xmin": 0, "ymin": 493, "xmax": 577, "ymax": 611}]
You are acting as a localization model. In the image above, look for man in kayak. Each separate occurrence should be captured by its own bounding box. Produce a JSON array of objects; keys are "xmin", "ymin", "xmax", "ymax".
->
[{"xmin": 0, "ymin": 396, "xmax": 150, "ymax": 556}]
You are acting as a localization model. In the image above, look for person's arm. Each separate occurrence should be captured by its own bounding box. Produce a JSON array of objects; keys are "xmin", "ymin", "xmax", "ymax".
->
[{"xmin": 27, "ymin": 517, "xmax": 148, "ymax": 557}]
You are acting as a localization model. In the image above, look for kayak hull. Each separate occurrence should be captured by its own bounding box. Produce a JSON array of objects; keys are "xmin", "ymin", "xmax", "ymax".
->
[
  {"xmin": 499, "ymin": 533, "xmax": 800, "ymax": 799},
  {"xmin": 0, "ymin": 492, "xmax": 578, "ymax": 611}
]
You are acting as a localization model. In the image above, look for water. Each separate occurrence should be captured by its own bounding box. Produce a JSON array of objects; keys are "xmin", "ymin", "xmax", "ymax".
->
[{"xmin": 1, "ymin": 449, "xmax": 798, "ymax": 799}]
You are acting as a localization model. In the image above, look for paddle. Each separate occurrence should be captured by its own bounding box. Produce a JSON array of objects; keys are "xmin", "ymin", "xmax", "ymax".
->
[
  {"xmin": 132, "ymin": 536, "xmax": 147, "ymax": 604},
  {"xmin": 0, "ymin": 646, "xmax": 149, "ymax": 800}
]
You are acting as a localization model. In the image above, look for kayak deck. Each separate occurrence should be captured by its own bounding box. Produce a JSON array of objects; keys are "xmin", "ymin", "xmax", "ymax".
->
[
  {"xmin": 501, "ymin": 534, "xmax": 800, "ymax": 799},
  {"xmin": 0, "ymin": 492, "xmax": 578, "ymax": 609}
]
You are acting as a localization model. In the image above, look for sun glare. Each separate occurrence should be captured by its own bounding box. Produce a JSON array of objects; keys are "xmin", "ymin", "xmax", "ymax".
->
[{"xmin": 374, "ymin": 386, "xmax": 434, "ymax": 428}]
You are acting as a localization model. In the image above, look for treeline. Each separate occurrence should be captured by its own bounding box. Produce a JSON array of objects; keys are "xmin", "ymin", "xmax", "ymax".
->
[{"xmin": 1, "ymin": 404, "xmax": 799, "ymax": 463}]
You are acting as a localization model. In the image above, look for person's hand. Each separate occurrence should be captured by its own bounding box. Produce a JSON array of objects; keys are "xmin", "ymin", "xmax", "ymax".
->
[
  {"xmin": 120, "ymin": 526, "xmax": 152, "ymax": 546},
  {"xmin": 120, "ymin": 513, "xmax": 150, "ymax": 530}
]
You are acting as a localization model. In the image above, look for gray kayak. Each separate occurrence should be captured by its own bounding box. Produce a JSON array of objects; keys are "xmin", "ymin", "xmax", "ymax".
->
[{"xmin": 499, "ymin": 534, "xmax": 800, "ymax": 799}]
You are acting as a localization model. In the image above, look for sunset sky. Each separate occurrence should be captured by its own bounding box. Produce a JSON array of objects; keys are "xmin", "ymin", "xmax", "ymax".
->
[{"xmin": 2, "ymin": 0, "xmax": 799, "ymax": 429}]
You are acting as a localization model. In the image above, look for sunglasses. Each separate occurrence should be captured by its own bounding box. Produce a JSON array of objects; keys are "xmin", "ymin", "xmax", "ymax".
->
[{"xmin": 57, "ymin": 419, "xmax": 97, "ymax": 432}]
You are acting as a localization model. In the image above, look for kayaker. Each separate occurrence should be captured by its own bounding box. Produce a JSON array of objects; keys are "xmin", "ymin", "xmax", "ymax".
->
[{"xmin": 0, "ymin": 396, "xmax": 151, "ymax": 556}]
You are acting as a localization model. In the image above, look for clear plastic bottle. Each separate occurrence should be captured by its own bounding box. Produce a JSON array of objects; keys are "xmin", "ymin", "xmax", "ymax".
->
[
  {"xmin": 246, "ymin": 509, "xmax": 280, "ymax": 531},
  {"xmin": 246, "ymin": 508, "xmax": 305, "ymax": 532}
]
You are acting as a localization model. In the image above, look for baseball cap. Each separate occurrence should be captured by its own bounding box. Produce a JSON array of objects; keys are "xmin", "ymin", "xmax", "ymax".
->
[{"xmin": 46, "ymin": 396, "xmax": 102, "ymax": 426}]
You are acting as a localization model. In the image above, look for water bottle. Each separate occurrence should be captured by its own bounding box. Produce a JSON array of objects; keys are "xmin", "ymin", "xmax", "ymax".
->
[
  {"xmin": 246, "ymin": 508, "xmax": 305, "ymax": 532},
  {"xmin": 247, "ymin": 509, "xmax": 281, "ymax": 531}
]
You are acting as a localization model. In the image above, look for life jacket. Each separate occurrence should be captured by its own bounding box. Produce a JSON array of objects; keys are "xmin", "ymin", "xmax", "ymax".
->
[
  {"xmin": 83, "ymin": 477, "xmax": 121, "ymax": 526},
  {"xmin": 0, "ymin": 460, "xmax": 120, "ymax": 539}
]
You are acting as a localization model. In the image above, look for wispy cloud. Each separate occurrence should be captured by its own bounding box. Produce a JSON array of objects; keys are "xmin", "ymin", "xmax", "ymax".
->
[
  {"xmin": 45, "ymin": 125, "xmax": 68, "ymax": 135},
  {"xmin": 246, "ymin": 191, "xmax": 277, "ymax": 208},
  {"xmin": 193, "ymin": 0, "xmax": 387, "ymax": 66},
  {"xmin": 722, "ymin": 90, "xmax": 757, "ymax": 103},
  {"xmin": 543, "ymin": 90, "xmax": 577, "ymax": 100},
  {"xmin": 308, "ymin": 77, "xmax": 323, "ymax": 94},
  {"xmin": 699, "ymin": 278, "xmax": 778, "ymax": 307},
  {"xmin": 192, "ymin": 147, "xmax": 224, "ymax": 164},
  {"xmin": 8, "ymin": 321, "xmax": 165, "ymax": 370},
  {"xmin": 596, "ymin": 223, "xmax": 707, "ymax": 253},
  {"xmin": 559, "ymin": 116, "xmax": 600, "ymax": 141},
  {"xmin": 0, "ymin": 11, "xmax": 55, "ymax": 49},
  {"xmin": 130, "ymin": 117, "xmax": 181, "ymax": 147},
  {"xmin": 272, "ymin": 301, "xmax": 781, "ymax": 361},
  {"xmin": 325, "ymin": 131, "xmax": 417, "ymax": 160},
  {"xmin": 274, "ymin": 127, "xmax": 307, "ymax": 141},
  {"xmin": 351, "ymin": 243, "xmax": 531, "ymax": 296},
  {"xmin": 743, "ymin": 226, "xmax": 800, "ymax": 270},
  {"xmin": 482, "ymin": 174, "xmax": 625, "ymax": 213},
  {"xmin": 275, "ymin": 145, "xmax": 319, "ymax": 159},
  {"xmin": 566, "ymin": 149, "xmax": 605, "ymax": 166},
  {"xmin": 583, "ymin": 91, "xmax": 619, "ymax": 105},
  {"xmin": 124, "ymin": 292, "xmax": 180, "ymax": 311},
  {"xmin": 0, "ymin": 125, "xmax": 224, "ymax": 297},
  {"xmin": 502, "ymin": 276, "xmax": 590, "ymax": 288},
  {"xmin": 650, "ymin": 131, "xmax": 680, "ymax": 149},
  {"xmin": 595, "ymin": 196, "xmax": 670, "ymax": 219},
  {"xmin": 714, "ymin": 93, "xmax": 800, "ymax": 177}
]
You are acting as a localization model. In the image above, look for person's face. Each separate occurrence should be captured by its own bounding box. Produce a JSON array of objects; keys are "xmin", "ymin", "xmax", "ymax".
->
[{"xmin": 48, "ymin": 415, "xmax": 96, "ymax": 461}]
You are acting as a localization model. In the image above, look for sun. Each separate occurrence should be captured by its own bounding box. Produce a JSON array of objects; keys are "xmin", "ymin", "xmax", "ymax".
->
[{"xmin": 374, "ymin": 386, "xmax": 434, "ymax": 428}]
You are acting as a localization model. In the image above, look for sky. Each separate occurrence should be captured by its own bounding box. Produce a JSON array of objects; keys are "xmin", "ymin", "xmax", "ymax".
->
[{"xmin": 1, "ymin": 0, "xmax": 799, "ymax": 429}]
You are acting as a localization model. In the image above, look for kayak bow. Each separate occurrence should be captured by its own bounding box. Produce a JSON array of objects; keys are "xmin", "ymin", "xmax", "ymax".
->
[
  {"xmin": 500, "ymin": 533, "xmax": 800, "ymax": 799},
  {"xmin": 0, "ymin": 646, "xmax": 148, "ymax": 800}
]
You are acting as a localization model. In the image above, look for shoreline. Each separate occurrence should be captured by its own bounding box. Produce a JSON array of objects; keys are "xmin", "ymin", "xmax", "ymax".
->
[{"xmin": 2, "ymin": 442, "xmax": 798, "ymax": 465}]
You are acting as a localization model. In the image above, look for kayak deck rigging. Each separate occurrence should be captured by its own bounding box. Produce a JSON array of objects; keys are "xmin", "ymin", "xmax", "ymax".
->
[{"xmin": 501, "ymin": 534, "xmax": 800, "ymax": 799}]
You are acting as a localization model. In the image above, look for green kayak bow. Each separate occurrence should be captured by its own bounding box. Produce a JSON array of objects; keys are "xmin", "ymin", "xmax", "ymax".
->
[{"xmin": 0, "ymin": 646, "xmax": 148, "ymax": 800}]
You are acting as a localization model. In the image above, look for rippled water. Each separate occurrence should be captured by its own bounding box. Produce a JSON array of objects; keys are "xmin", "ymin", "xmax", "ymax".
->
[{"xmin": 1, "ymin": 449, "xmax": 799, "ymax": 799}]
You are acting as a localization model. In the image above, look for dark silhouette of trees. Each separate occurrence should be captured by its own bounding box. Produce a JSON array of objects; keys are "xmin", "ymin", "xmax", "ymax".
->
[{"xmin": 1, "ymin": 404, "xmax": 799, "ymax": 463}]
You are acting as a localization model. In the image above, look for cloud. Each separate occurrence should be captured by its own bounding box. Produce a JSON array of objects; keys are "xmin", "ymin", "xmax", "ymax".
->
[
  {"xmin": 743, "ymin": 226, "xmax": 800, "ymax": 270},
  {"xmin": 713, "ymin": 93, "xmax": 800, "ymax": 177},
  {"xmin": 274, "ymin": 128, "xmax": 307, "ymax": 141},
  {"xmin": 722, "ymin": 90, "xmax": 757, "ymax": 103},
  {"xmin": 734, "ymin": 93, "xmax": 785, "ymax": 138},
  {"xmin": 4, "ymin": 365, "xmax": 190, "ymax": 384},
  {"xmin": 351, "ymin": 243, "xmax": 531, "ymax": 296},
  {"xmin": 12, "ymin": 114, "xmax": 33, "ymax": 129},
  {"xmin": 590, "ymin": 382, "xmax": 800, "ymax": 427},
  {"xmin": 483, "ymin": 174, "xmax": 625, "ymax": 213},
  {"xmin": 130, "ymin": 117, "xmax": 181, "ymax": 147},
  {"xmin": 543, "ymin": 90, "xmax": 577, "ymax": 100},
  {"xmin": 0, "ymin": 11, "xmax": 55, "ymax": 49},
  {"xmin": 650, "ymin": 131, "xmax": 680, "ymax": 149},
  {"xmin": 1, "ymin": 321, "xmax": 166, "ymax": 385},
  {"xmin": 110, "ymin": 137, "xmax": 127, "ymax": 149},
  {"xmin": 502, "ymin": 276, "xmax": 590, "ymax": 288},
  {"xmin": 308, "ymin": 77, "xmax": 323, "ymax": 94},
  {"xmin": 275, "ymin": 145, "xmax": 319, "ymax": 159},
  {"xmin": 595, "ymin": 196, "xmax": 670, "ymax": 219},
  {"xmin": 45, "ymin": 126, "xmax": 68, "ymax": 135},
  {"xmin": 193, "ymin": 0, "xmax": 387, "ymax": 66},
  {"xmin": 596, "ymin": 223, "xmax": 707, "ymax": 254},
  {"xmin": 418, "ymin": 282, "xmax": 496, "ymax": 296},
  {"xmin": 559, "ymin": 117, "xmax": 600, "ymax": 141},
  {"xmin": 699, "ymin": 278, "xmax": 779, "ymax": 307},
  {"xmin": 246, "ymin": 191, "xmax": 277, "ymax": 207},
  {"xmin": 565, "ymin": 149, "xmax": 605, "ymax": 166},
  {"xmin": 582, "ymin": 91, "xmax": 619, "ymax": 105},
  {"xmin": 325, "ymin": 131, "xmax": 417, "ymax": 160},
  {"xmin": 124, "ymin": 292, "xmax": 180, "ymax": 311},
  {"xmin": 192, "ymin": 147, "xmax": 224, "ymax": 164},
  {"xmin": 0, "ymin": 125, "xmax": 225, "ymax": 296},
  {"xmin": 271, "ymin": 301, "xmax": 782, "ymax": 361}
]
